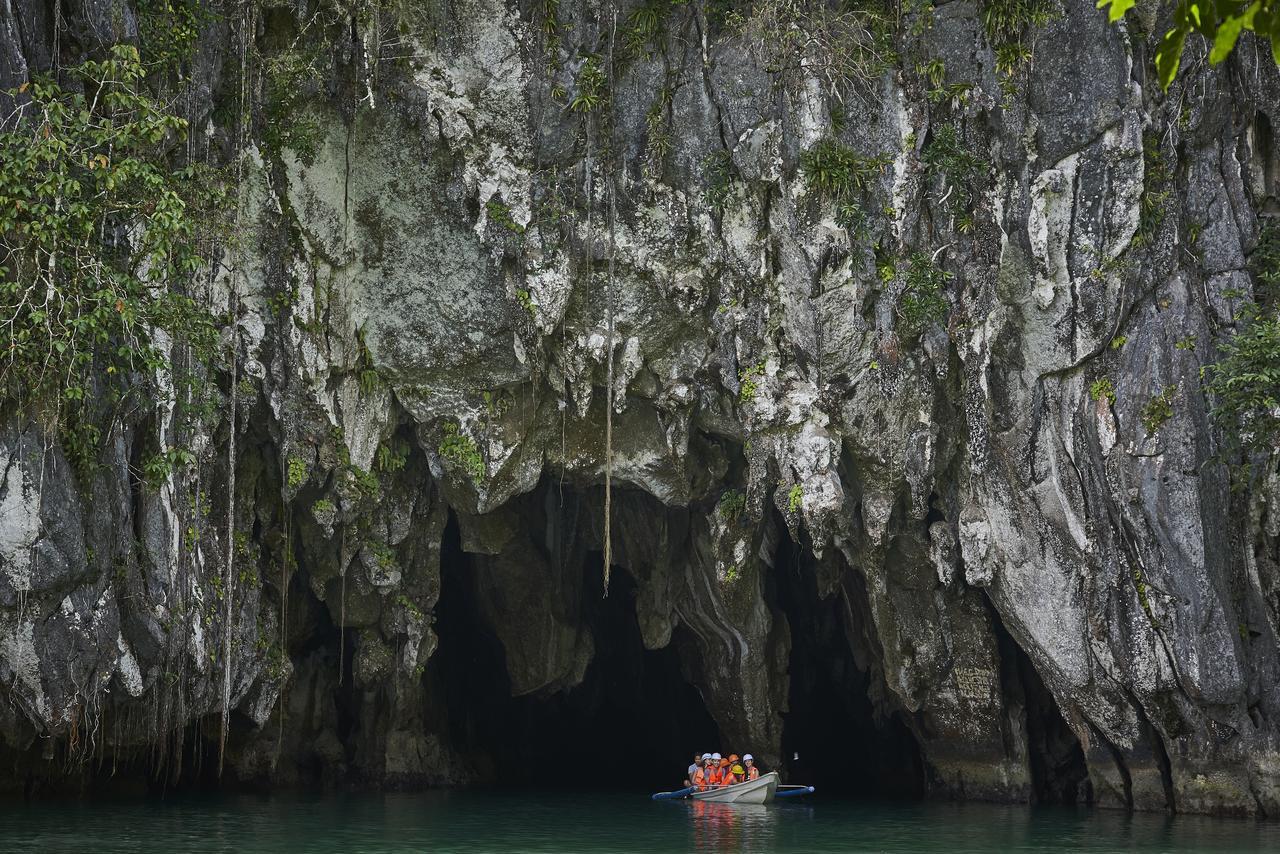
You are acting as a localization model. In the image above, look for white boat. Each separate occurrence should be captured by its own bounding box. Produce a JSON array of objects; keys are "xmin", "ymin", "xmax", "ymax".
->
[{"xmin": 689, "ymin": 771, "xmax": 780, "ymax": 804}]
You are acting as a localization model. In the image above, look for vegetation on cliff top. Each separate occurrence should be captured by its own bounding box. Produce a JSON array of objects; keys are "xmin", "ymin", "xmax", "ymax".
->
[{"xmin": 0, "ymin": 44, "xmax": 224, "ymax": 475}]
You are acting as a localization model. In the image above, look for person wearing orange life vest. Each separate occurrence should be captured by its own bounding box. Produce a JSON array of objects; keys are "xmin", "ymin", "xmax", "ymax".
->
[
  {"xmin": 725, "ymin": 754, "xmax": 746, "ymax": 785},
  {"xmin": 705, "ymin": 752, "xmax": 725, "ymax": 786},
  {"xmin": 716, "ymin": 754, "xmax": 735, "ymax": 786},
  {"xmin": 690, "ymin": 753, "xmax": 712, "ymax": 789},
  {"xmin": 743, "ymin": 754, "xmax": 760, "ymax": 781},
  {"xmin": 685, "ymin": 753, "xmax": 703, "ymax": 787}
]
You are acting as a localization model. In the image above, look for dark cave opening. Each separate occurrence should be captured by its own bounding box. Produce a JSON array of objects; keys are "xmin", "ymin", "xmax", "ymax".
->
[
  {"xmin": 431, "ymin": 511, "xmax": 720, "ymax": 790},
  {"xmin": 772, "ymin": 531, "xmax": 925, "ymax": 799}
]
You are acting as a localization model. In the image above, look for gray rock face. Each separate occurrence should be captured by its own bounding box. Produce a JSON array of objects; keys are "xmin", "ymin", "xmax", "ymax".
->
[{"xmin": 1, "ymin": 0, "xmax": 1279, "ymax": 815}]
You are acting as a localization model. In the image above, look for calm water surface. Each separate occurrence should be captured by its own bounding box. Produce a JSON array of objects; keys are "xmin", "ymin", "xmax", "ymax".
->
[{"xmin": 0, "ymin": 790, "xmax": 1275, "ymax": 852}]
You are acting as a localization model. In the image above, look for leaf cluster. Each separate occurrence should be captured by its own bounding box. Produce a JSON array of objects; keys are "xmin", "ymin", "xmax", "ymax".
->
[{"xmin": 0, "ymin": 45, "xmax": 222, "ymax": 442}]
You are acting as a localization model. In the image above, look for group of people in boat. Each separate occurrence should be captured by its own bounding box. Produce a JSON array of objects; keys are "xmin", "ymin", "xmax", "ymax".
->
[{"xmin": 684, "ymin": 752, "xmax": 760, "ymax": 790}]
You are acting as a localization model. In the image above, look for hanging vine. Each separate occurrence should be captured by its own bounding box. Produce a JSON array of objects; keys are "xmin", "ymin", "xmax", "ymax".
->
[
  {"xmin": 218, "ymin": 0, "xmax": 255, "ymax": 779},
  {"xmin": 601, "ymin": 10, "xmax": 619, "ymax": 597}
]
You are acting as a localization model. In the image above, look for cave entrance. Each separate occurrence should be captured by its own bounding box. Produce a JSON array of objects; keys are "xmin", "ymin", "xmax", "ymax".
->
[
  {"xmin": 432, "ymin": 511, "xmax": 720, "ymax": 790},
  {"xmin": 773, "ymin": 531, "xmax": 925, "ymax": 799}
]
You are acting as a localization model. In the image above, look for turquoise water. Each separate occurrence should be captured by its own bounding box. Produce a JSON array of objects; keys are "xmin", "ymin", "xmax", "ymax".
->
[{"xmin": 0, "ymin": 791, "xmax": 1276, "ymax": 852}]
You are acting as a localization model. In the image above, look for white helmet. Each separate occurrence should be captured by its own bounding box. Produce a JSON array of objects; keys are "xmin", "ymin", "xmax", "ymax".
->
[
  {"xmin": 711, "ymin": 753, "xmax": 722, "ymax": 760},
  {"xmin": 701, "ymin": 753, "xmax": 712, "ymax": 760},
  {"xmin": 743, "ymin": 754, "xmax": 754, "ymax": 761}
]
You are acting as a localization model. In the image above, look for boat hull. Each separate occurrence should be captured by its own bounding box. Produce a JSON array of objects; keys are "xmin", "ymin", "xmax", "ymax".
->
[{"xmin": 689, "ymin": 771, "xmax": 779, "ymax": 804}]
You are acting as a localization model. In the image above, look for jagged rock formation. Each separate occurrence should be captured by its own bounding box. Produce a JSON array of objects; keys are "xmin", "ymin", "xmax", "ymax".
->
[{"xmin": 1, "ymin": 0, "xmax": 1279, "ymax": 815}]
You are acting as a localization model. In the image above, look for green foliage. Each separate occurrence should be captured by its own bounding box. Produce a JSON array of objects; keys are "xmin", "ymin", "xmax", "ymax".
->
[
  {"xmin": 1141, "ymin": 385, "xmax": 1178, "ymax": 434},
  {"xmin": 982, "ymin": 0, "xmax": 1054, "ymax": 74},
  {"xmin": 800, "ymin": 138, "xmax": 891, "ymax": 202},
  {"xmin": 624, "ymin": 0, "xmax": 688, "ymax": 57},
  {"xmin": 895, "ymin": 253, "xmax": 951, "ymax": 337},
  {"xmin": 1090, "ymin": 376, "xmax": 1117, "ymax": 405},
  {"xmin": 486, "ymin": 199, "xmax": 525, "ymax": 234},
  {"xmin": 922, "ymin": 122, "xmax": 985, "ymax": 228},
  {"xmin": 1110, "ymin": 335, "xmax": 1128, "ymax": 349},
  {"xmin": 0, "ymin": 44, "xmax": 222, "ymax": 466},
  {"xmin": 1205, "ymin": 306, "xmax": 1280, "ymax": 456},
  {"xmin": 570, "ymin": 55, "xmax": 607, "ymax": 113},
  {"xmin": 723, "ymin": 564, "xmax": 741, "ymax": 584},
  {"xmin": 787, "ymin": 484, "xmax": 803, "ymax": 514},
  {"xmin": 287, "ymin": 455, "xmax": 308, "ymax": 488},
  {"xmin": 703, "ymin": 150, "xmax": 735, "ymax": 212},
  {"xmin": 1133, "ymin": 565, "xmax": 1157, "ymax": 625},
  {"xmin": 1249, "ymin": 219, "xmax": 1280, "ymax": 305},
  {"xmin": 515, "ymin": 288, "xmax": 536, "ymax": 319},
  {"xmin": 738, "ymin": 361, "xmax": 765, "ymax": 404},
  {"xmin": 396, "ymin": 593, "xmax": 424, "ymax": 621},
  {"xmin": 737, "ymin": 0, "xmax": 896, "ymax": 91},
  {"xmin": 1098, "ymin": 0, "xmax": 1280, "ymax": 88},
  {"xmin": 141, "ymin": 446, "xmax": 196, "ymax": 489},
  {"xmin": 1134, "ymin": 133, "xmax": 1172, "ymax": 249},
  {"xmin": 376, "ymin": 439, "xmax": 409, "ymax": 473},
  {"xmin": 312, "ymin": 498, "xmax": 335, "ymax": 515},
  {"xmin": 539, "ymin": 0, "xmax": 563, "ymax": 73},
  {"xmin": 137, "ymin": 0, "xmax": 211, "ymax": 76},
  {"xmin": 645, "ymin": 87, "xmax": 674, "ymax": 170},
  {"xmin": 718, "ymin": 489, "xmax": 747, "ymax": 521},
  {"xmin": 439, "ymin": 421, "xmax": 485, "ymax": 484},
  {"xmin": 259, "ymin": 47, "xmax": 326, "ymax": 164}
]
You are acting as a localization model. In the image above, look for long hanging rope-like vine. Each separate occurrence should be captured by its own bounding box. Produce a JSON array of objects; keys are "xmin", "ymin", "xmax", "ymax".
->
[
  {"xmin": 218, "ymin": 0, "xmax": 252, "ymax": 778},
  {"xmin": 601, "ymin": 10, "xmax": 618, "ymax": 598}
]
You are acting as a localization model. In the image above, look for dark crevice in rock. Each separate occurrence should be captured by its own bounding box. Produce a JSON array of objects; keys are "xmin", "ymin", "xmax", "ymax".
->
[
  {"xmin": 773, "ymin": 528, "xmax": 925, "ymax": 799},
  {"xmin": 987, "ymin": 597, "xmax": 1092, "ymax": 805},
  {"xmin": 1135, "ymin": 701, "xmax": 1178, "ymax": 814},
  {"xmin": 1090, "ymin": 721, "xmax": 1135, "ymax": 810}
]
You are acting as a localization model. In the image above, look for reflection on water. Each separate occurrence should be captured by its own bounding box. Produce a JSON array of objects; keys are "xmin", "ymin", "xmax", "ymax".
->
[
  {"xmin": 0, "ymin": 790, "xmax": 1274, "ymax": 853},
  {"xmin": 687, "ymin": 801, "xmax": 779, "ymax": 852}
]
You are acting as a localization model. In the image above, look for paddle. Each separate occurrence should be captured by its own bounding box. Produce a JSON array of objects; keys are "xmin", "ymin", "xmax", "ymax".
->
[
  {"xmin": 651, "ymin": 786, "xmax": 697, "ymax": 801},
  {"xmin": 774, "ymin": 786, "xmax": 816, "ymax": 799}
]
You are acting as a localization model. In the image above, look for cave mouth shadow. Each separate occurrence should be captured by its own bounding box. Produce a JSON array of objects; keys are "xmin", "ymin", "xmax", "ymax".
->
[
  {"xmin": 431, "ymin": 511, "xmax": 720, "ymax": 791},
  {"xmin": 772, "ymin": 531, "xmax": 926, "ymax": 800}
]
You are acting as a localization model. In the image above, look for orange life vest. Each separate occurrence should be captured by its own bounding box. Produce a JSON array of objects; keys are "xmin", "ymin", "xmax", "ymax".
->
[
  {"xmin": 707, "ymin": 765, "xmax": 723, "ymax": 786},
  {"xmin": 747, "ymin": 766, "xmax": 759, "ymax": 781},
  {"xmin": 693, "ymin": 766, "xmax": 710, "ymax": 790}
]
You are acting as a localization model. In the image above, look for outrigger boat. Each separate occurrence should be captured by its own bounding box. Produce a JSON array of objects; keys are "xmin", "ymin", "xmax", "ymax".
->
[{"xmin": 651, "ymin": 772, "xmax": 814, "ymax": 804}]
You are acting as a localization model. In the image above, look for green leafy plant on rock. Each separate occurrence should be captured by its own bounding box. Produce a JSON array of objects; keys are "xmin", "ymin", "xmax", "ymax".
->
[
  {"xmin": 800, "ymin": 138, "xmax": 891, "ymax": 202},
  {"xmin": 703, "ymin": 150, "xmax": 735, "ymax": 212},
  {"xmin": 439, "ymin": 421, "xmax": 485, "ymax": 484},
  {"xmin": 738, "ymin": 361, "xmax": 766, "ymax": 404},
  {"xmin": 787, "ymin": 484, "xmax": 804, "ymax": 514},
  {"xmin": 569, "ymin": 54, "xmax": 607, "ymax": 113},
  {"xmin": 375, "ymin": 440, "xmax": 409, "ymax": 473},
  {"xmin": 718, "ymin": 489, "xmax": 747, "ymax": 522},
  {"xmin": 922, "ymin": 122, "xmax": 985, "ymax": 229},
  {"xmin": 1090, "ymin": 376, "xmax": 1117, "ymax": 405},
  {"xmin": 981, "ymin": 0, "xmax": 1055, "ymax": 77},
  {"xmin": 1205, "ymin": 306, "xmax": 1280, "ymax": 457},
  {"xmin": 486, "ymin": 199, "xmax": 525, "ymax": 234},
  {"xmin": 287, "ymin": 456, "xmax": 308, "ymax": 488},
  {"xmin": 1140, "ymin": 385, "xmax": 1178, "ymax": 434},
  {"xmin": 895, "ymin": 253, "xmax": 951, "ymax": 338}
]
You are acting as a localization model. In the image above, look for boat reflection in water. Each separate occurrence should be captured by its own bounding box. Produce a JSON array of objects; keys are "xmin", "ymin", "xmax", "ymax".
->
[{"xmin": 686, "ymin": 800, "xmax": 799, "ymax": 852}]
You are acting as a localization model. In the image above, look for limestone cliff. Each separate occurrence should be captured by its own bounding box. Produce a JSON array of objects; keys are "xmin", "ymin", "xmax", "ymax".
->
[{"xmin": 1, "ymin": 0, "xmax": 1278, "ymax": 815}]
